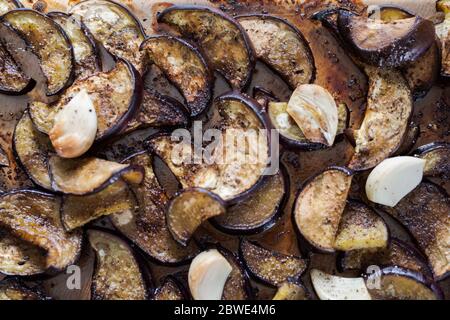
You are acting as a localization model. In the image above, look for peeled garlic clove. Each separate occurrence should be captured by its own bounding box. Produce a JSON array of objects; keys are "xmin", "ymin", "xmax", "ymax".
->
[
  {"xmin": 287, "ymin": 84, "xmax": 338, "ymax": 146},
  {"xmin": 188, "ymin": 249, "xmax": 232, "ymax": 300},
  {"xmin": 366, "ymin": 156, "xmax": 425, "ymax": 207},
  {"xmin": 49, "ymin": 89, "xmax": 97, "ymax": 158}
]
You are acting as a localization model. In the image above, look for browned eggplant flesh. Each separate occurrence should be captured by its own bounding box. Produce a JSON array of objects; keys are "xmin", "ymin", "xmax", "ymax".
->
[
  {"xmin": 273, "ymin": 279, "xmax": 309, "ymax": 300},
  {"xmin": 0, "ymin": 278, "xmax": 49, "ymax": 300},
  {"xmin": 153, "ymin": 276, "xmax": 187, "ymax": 300},
  {"xmin": 218, "ymin": 245, "xmax": 251, "ymax": 300},
  {"xmin": 88, "ymin": 229, "xmax": 148, "ymax": 300},
  {"xmin": 413, "ymin": 142, "xmax": 450, "ymax": 178}
]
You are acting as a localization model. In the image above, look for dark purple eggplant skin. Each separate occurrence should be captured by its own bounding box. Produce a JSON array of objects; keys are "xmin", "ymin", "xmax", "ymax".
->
[
  {"xmin": 156, "ymin": 5, "xmax": 256, "ymax": 90},
  {"xmin": 412, "ymin": 141, "xmax": 450, "ymax": 156},
  {"xmin": 140, "ymin": 35, "xmax": 213, "ymax": 118},
  {"xmin": 153, "ymin": 275, "xmax": 190, "ymax": 300},
  {"xmin": 337, "ymin": 10, "xmax": 435, "ymax": 68},
  {"xmin": 291, "ymin": 166, "xmax": 354, "ymax": 255},
  {"xmin": 370, "ymin": 266, "xmax": 444, "ymax": 300},
  {"xmin": 0, "ymin": 73, "xmax": 36, "ymax": 96},
  {"xmin": 236, "ymin": 14, "xmax": 316, "ymax": 89},
  {"xmin": 0, "ymin": 8, "xmax": 76, "ymax": 96},
  {"xmin": 210, "ymin": 163, "xmax": 290, "ymax": 235},
  {"xmin": 0, "ymin": 277, "xmax": 51, "ymax": 300}
]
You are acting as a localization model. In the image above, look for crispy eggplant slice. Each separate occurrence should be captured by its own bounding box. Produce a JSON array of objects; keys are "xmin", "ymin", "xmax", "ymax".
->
[
  {"xmin": 167, "ymin": 188, "xmax": 226, "ymax": 246},
  {"xmin": 49, "ymin": 155, "xmax": 144, "ymax": 195},
  {"xmin": 334, "ymin": 201, "xmax": 389, "ymax": 251},
  {"xmin": 61, "ymin": 180, "xmax": 136, "ymax": 231},
  {"xmin": 212, "ymin": 165, "xmax": 288, "ymax": 235},
  {"xmin": 237, "ymin": 14, "xmax": 314, "ymax": 88},
  {"xmin": 88, "ymin": 229, "xmax": 147, "ymax": 300},
  {"xmin": 0, "ymin": 278, "xmax": 48, "ymax": 300},
  {"xmin": 125, "ymin": 89, "xmax": 189, "ymax": 133},
  {"xmin": 141, "ymin": 35, "xmax": 212, "ymax": 117},
  {"xmin": 110, "ymin": 152, "xmax": 198, "ymax": 265},
  {"xmin": 31, "ymin": 59, "xmax": 142, "ymax": 141},
  {"xmin": 13, "ymin": 112, "xmax": 52, "ymax": 190},
  {"xmin": 69, "ymin": 0, "xmax": 145, "ymax": 73},
  {"xmin": 0, "ymin": 9, "xmax": 74, "ymax": 96},
  {"xmin": 239, "ymin": 239, "xmax": 308, "ymax": 287},
  {"xmin": 0, "ymin": 228, "xmax": 46, "ymax": 276},
  {"xmin": 337, "ymin": 10, "xmax": 435, "ymax": 68},
  {"xmin": 367, "ymin": 267, "xmax": 443, "ymax": 300},
  {"xmin": 293, "ymin": 167, "xmax": 353, "ymax": 253},
  {"xmin": 48, "ymin": 12, "xmax": 100, "ymax": 79},
  {"xmin": 413, "ymin": 142, "xmax": 450, "ymax": 178},
  {"xmin": 338, "ymin": 238, "xmax": 432, "ymax": 277},
  {"xmin": 348, "ymin": 67, "xmax": 413, "ymax": 171},
  {"xmin": 0, "ymin": 40, "xmax": 34, "ymax": 95},
  {"xmin": 273, "ymin": 279, "xmax": 309, "ymax": 300},
  {"xmin": 157, "ymin": 5, "xmax": 254, "ymax": 89},
  {"xmin": 0, "ymin": 190, "xmax": 82, "ymax": 271},
  {"xmin": 381, "ymin": 182, "xmax": 450, "ymax": 280},
  {"xmin": 147, "ymin": 92, "xmax": 270, "ymax": 204},
  {"xmin": 311, "ymin": 269, "xmax": 371, "ymax": 300},
  {"xmin": 0, "ymin": 0, "xmax": 22, "ymax": 15},
  {"xmin": 153, "ymin": 276, "xmax": 187, "ymax": 300}
]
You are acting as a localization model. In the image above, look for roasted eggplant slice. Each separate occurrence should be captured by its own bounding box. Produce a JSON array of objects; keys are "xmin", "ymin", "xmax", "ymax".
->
[
  {"xmin": 69, "ymin": 0, "xmax": 146, "ymax": 73},
  {"xmin": 0, "ymin": 228, "xmax": 46, "ymax": 276},
  {"xmin": 381, "ymin": 182, "xmax": 450, "ymax": 280},
  {"xmin": 0, "ymin": 0, "xmax": 22, "ymax": 15},
  {"xmin": 337, "ymin": 10, "xmax": 435, "ymax": 68},
  {"xmin": 147, "ymin": 92, "xmax": 270, "ymax": 204},
  {"xmin": 0, "ymin": 9, "xmax": 74, "ymax": 96},
  {"xmin": 0, "ymin": 278, "xmax": 49, "ymax": 300},
  {"xmin": 49, "ymin": 155, "xmax": 144, "ymax": 195},
  {"xmin": 88, "ymin": 229, "xmax": 148, "ymax": 300},
  {"xmin": 0, "ymin": 40, "xmax": 34, "ymax": 95},
  {"xmin": 167, "ymin": 188, "xmax": 226, "ymax": 246},
  {"xmin": 237, "ymin": 14, "xmax": 315, "ymax": 88},
  {"xmin": 272, "ymin": 279, "xmax": 309, "ymax": 300},
  {"xmin": 61, "ymin": 180, "xmax": 136, "ymax": 231},
  {"xmin": 110, "ymin": 152, "xmax": 198, "ymax": 265},
  {"xmin": 393, "ymin": 121, "xmax": 420, "ymax": 156},
  {"xmin": 366, "ymin": 267, "xmax": 443, "ymax": 300},
  {"xmin": 157, "ymin": 5, "xmax": 254, "ymax": 89},
  {"xmin": 13, "ymin": 112, "xmax": 52, "ymax": 190},
  {"xmin": 334, "ymin": 201, "xmax": 389, "ymax": 251},
  {"xmin": 153, "ymin": 276, "xmax": 187, "ymax": 300},
  {"xmin": 338, "ymin": 238, "xmax": 432, "ymax": 277},
  {"xmin": 0, "ymin": 190, "xmax": 82, "ymax": 271},
  {"xmin": 348, "ymin": 67, "xmax": 413, "ymax": 171},
  {"xmin": 48, "ymin": 12, "xmax": 100, "ymax": 79},
  {"xmin": 239, "ymin": 239, "xmax": 308, "ymax": 287},
  {"xmin": 212, "ymin": 165, "xmax": 288, "ymax": 235},
  {"xmin": 413, "ymin": 142, "xmax": 450, "ymax": 178},
  {"xmin": 436, "ymin": 3, "xmax": 450, "ymax": 77},
  {"xmin": 293, "ymin": 167, "xmax": 353, "ymax": 252},
  {"xmin": 141, "ymin": 35, "xmax": 212, "ymax": 117},
  {"xmin": 30, "ymin": 59, "xmax": 142, "ymax": 141}
]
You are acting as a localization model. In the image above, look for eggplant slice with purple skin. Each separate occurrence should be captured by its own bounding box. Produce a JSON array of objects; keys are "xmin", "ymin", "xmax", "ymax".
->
[
  {"xmin": 140, "ymin": 35, "xmax": 213, "ymax": 117},
  {"xmin": 0, "ymin": 9, "xmax": 74, "ymax": 96},
  {"xmin": 13, "ymin": 111, "xmax": 53, "ymax": 190},
  {"xmin": 153, "ymin": 276, "xmax": 187, "ymax": 300},
  {"xmin": 48, "ymin": 12, "xmax": 100, "ymax": 80},
  {"xmin": 88, "ymin": 229, "xmax": 148, "ymax": 300},
  {"xmin": 28, "ymin": 59, "xmax": 143, "ymax": 142},
  {"xmin": 69, "ymin": 0, "xmax": 146, "ymax": 73},
  {"xmin": 272, "ymin": 279, "xmax": 310, "ymax": 300},
  {"xmin": 366, "ymin": 266, "xmax": 443, "ymax": 300},
  {"xmin": 237, "ymin": 14, "xmax": 315, "ymax": 88},
  {"xmin": 338, "ymin": 238, "xmax": 433, "ymax": 277},
  {"xmin": 212, "ymin": 165, "xmax": 289, "ymax": 235},
  {"xmin": 239, "ymin": 239, "xmax": 308, "ymax": 287},
  {"xmin": 0, "ymin": 40, "xmax": 35, "ymax": 95},
  {"xmin": 337, "ymin": 10, "xmax": 435, "ymax": 68},
  {"xmin": 166, "ymin": 188, "xmax": 226, "ymax": 247},
  {"xmin": 48, "ymin": 155, "xmax": 144, "ymax": 196},
  {"xmin": 380, "ymin": 182, "xmax": 450, "ymax": 280},
  {"xmin": 61, "ymin": 180, "xmax": 136, "ymax": 231},
  {"xmin": 110, "ymin": 151, "xmax": 199, "ymax": 265},
  {"xmin": 413, "ymin": 142, "xmax": 450, "ymax": 178},
  {"xmin": 157, "ymin": 5, "xmax": 255, "ymax": 89},
  {"xmin": 147, "ymin": 92, "xmax": 271, "ymax": 204},
  {"xmin": 293, "ymin": 167, "xmax": 353, "ymax": 253},
  {"xmin": 348, "ymin": 66, "xmax": 413, "ymax": 171},
  {"xmin": 0, "ymin": 278, "xmax": 49, "ymax": 300},
  {"xmin": 0, "ymin": 228, "xmax": 47, "ymax": 276},
  {"xmin": 0, "ymin": 190, "xmax": 82, "ymax": 272}
]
